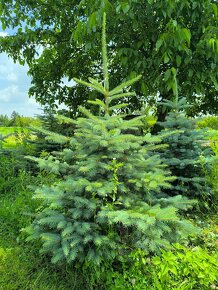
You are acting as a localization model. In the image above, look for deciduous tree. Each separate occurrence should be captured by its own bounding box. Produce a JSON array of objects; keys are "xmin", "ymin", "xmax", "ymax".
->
[{"xmin": 0, "ymin": 0, "xmax": 217, "ymax": 116}]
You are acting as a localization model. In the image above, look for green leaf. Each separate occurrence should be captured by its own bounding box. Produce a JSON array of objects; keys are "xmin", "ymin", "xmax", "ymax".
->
[
  {"xmin": 141, "ymin": 82, "xmax": 147, "ymax": 95},
  {"xmin": 210, "ymin": 75, "xmax": 218, "ymax": 90},
  {"xmin": 164, "ymin": 53, "xmax": 170, "ymax": 64},
  {"xmin": 156, "ymin": 38, "xmax": 163, "ymax": 50},
  {"xmin": 121, "ymin": 3, "xmax": 130, "ymax": 14},
  {"xmin": 171, "ymin": 67, "xmax": 177, "ymax": 77},
  {"xmin": 188, "ymin": 69, "xmax": 193, "ymax": 77},
  {"xmin": 212, "ymin": 3, "xmax": 218, "ymax": 17},
  {"xmin": 182, "ymin": 28, "xmax": 191, "ymax": 46},
  {"xmin": 176, "ymin": 55, "xmax": 181, "ymax": 66},
  {"xmin": 172, "ymin": 20, "xmax": 177, "ymax": 27},
  {"xmin": 209, "ymin": 38, "xmax": 215, "ymax": 51},
  {"xmin": 89, "ymin": 12, "xmax": 97, "ymax": 32},
  {"xmin": 164, "ymin": 69, "xmax": 171, "ymax": 81}
]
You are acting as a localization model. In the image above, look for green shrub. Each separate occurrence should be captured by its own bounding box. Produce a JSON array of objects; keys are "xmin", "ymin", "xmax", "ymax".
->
[
  {"xmin": 0, "ymin": 114, "xmax": 10, "ymax": 126},
  {"xmin": 197, "ymin": 118, "xmax": 218, "ymax": 206},
  {"xmin": 0, "ymin": 153, "xmax": 27, "ymax": 195},
  {"xmin": 151, "ymin": 244, "xmax": 218, "ymax": 290},
  {"xmin": 0, "ymin": 170, "xmax": 57, "ymax": 248},
  {"xmin": 211, "ymin": 138, "xmax": 218, "ymax": 198},
  {"xmin": 0, "ymin": 151, "xmax": 35, "ymax": 195},
  {"xmin": 200, "ymin": 130, "xmax": 218, "ymax": 210},
  {"xmin": 0, "ymin": 148, "xmax": 57, "ymax": 247},
  {"xmin": 0, "ymin": 187, "xmax": 38, "ymax": 235},
  {"xmin": 197, "ymin": 116, "xmax": 218, "ymax": 130},
  {"xmin": 31, "ymin": 107, "xmax": 74, "ymax": 156},
  {"xmin": 188, "ymin": 214, "xmax": 218, "ymax": 252},
  {"xmin": 0, "ymin": 126, "xmax": 31, "ymax": 149}
]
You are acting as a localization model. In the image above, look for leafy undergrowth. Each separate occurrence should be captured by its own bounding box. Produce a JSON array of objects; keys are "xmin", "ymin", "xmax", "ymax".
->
[
  {"xmin": 0, "ymin": 231, "xmax": 217, "ymax": 290},
  {"xmin": 203, "ymin": 129, "xmax": 218, "ymax": 211},
  {"xmin": 0, "ymin": 126, "xmax": 32, "ymax": 148}
]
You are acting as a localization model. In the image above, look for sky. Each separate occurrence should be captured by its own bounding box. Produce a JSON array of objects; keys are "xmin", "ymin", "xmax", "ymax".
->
[{"xmin": 0, "ymin": 30, "xmax": 43, "ymax": 117}]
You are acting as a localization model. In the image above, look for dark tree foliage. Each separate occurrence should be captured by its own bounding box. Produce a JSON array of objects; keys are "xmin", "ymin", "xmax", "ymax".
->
[
  {"xmin": 0, "ymin": 114, "xmax": 10, "ymax": 126},
  {"xmin": 0, "ymin": 0, "xmax": 217, "ymax": 116},
  {"xmin": 31, "ymin": 107, "xmax": 75, "ymax": 155}
]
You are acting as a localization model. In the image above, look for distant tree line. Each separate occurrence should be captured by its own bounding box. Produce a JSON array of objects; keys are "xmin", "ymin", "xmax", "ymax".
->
[{"xmin": 0, "ymin": 111, "xmax": 39, "ymax": 127}]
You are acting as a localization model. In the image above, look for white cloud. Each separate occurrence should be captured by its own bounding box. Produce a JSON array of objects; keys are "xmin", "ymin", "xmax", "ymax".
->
[
  {"xmin": 26, "ymin": 97, "xmax": 39, "ymax": 106},
  {"xmin": 0, "ymin": 31, "xmax": 8, "ymax": 37},
  {"xmin": 0, "ymin": 52, "xmax": 42, "ymax": 116},
  {"xmin": 0, "ymin": 52, "xmax": 68, "ymax": 116},
  {"xmin": 6, "ymin": 72, "xmax": 18, "ymax": 81},
  {"xmin": 0, "ymin": 53, "xmax": 29, "ymax": 82},
  {"xmin": 0, "ymin": 59, "xmax": 20, "ymax": 82},
  {"xmin": 0, "ymin": 85, "xmax": 19, "ymax": 102}
]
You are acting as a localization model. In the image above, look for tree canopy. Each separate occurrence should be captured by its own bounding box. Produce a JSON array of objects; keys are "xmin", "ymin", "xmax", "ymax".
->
[{"xmin": 0, "ymin": 0, "xmax": 217, "ymax": 116}]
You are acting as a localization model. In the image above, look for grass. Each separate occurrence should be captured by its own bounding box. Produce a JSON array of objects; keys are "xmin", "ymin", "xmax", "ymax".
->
[
  {"xmin": 0, "ymin": 244, "xmax": 89, "ymax": 290},
  {"xmin": 0, "ymin": 144, "xmax": 93, "ymax": 289},
  {"xmin": 0, "ymin": 162, "xmax": 88, "ymax": 290}
]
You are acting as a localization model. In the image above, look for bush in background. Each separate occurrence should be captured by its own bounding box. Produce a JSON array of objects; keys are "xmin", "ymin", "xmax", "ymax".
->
[{"xmin": 197, "ymin": 116, "xmax": 218, "ymax": 130}]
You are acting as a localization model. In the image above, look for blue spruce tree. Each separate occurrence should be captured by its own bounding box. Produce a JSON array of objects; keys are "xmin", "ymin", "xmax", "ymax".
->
[
  {"xmin": 158, "ymin": 78, "xmax": 215, "ymax": 205},
  {"xmin": 25, "ymin": 14, "xmax": 197, "ymax": 265}
]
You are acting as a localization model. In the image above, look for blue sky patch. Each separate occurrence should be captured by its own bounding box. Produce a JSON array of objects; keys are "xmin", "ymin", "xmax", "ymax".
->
[{"xmin": 0, "ymin": 25, "xmax": 42, "ymax": 117}]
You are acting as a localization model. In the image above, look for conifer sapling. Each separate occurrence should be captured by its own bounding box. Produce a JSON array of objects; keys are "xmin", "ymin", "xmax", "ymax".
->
[
  {"xmin": 158, "ymin": 73, "xmax": 215, "ymax": 204},
  {"xmin": 25, "ymin": 14, "xmax": 197, "ymax": 265}
]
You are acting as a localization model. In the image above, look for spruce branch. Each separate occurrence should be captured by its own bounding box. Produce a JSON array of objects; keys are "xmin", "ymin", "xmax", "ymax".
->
[
  {"xmin": 108, "ymin": 103, "xmax": 129, "ymax": 112},
  {"xmin": 30, "ymin": 125, "xmax": 69, "ymax": 144},
  {"xmin": 109, "ymin": 92, "xmax": 136, "ymax": 103},
  {"xmin": 109, "ymin": 75, "xmax": 142, "ymax": 96},
  {"xmin": 102, "ymin": 13, "xmax": 110, "ymax": 115},
  {"xmin": 73, "ymin": 77, "xmax": 106, "ymax": 95},
  {"xmin": 102, "ymin": 12, "xmax": 109, "ymax": 92},
  {"xmin": 56, "ymin": 115, "xmax": 77, "ymax": 125}
]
